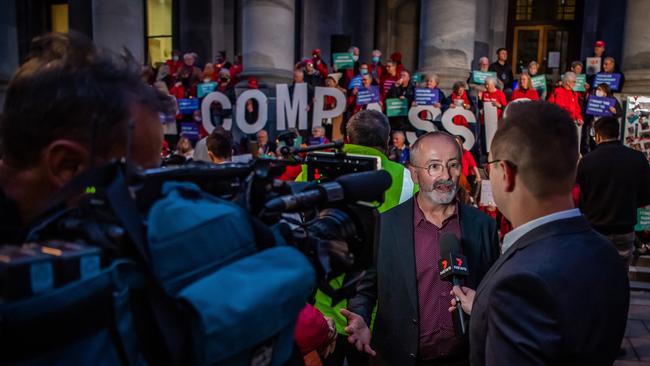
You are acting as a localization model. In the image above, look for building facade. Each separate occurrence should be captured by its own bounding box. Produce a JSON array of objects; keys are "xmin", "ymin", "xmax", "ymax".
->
[{"xmin": 1, "ymin": 0, "xmax": 649, "ymax": 109}]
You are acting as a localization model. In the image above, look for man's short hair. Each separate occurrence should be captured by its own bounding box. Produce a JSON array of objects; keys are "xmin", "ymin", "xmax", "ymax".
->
[
  {"xmin": 604, "ymin": 56, "xmax": 615, "ymax": 64},
  {"xmin": 594, "ymin": 116, "xmax": 620, "ymax": 140},
  {"xmin": 496, "ymin": 48, "xmax": 507, "ymax": 55},
  {"xmin": 1, "ymin": 32, "xmax": 165, "ymax": 168},
  {"xmin": 491, "ymin": 101, "xmax": 578, "ymax": 198},
  {"xmin": 346, "ymin": 110, "xmax": 390, "ymax": 150},
  {"xmin": 410, "ymin": 131, "xmax": 462, "ymax": 165},
  {"xmin": 206, "ymin": 130, "xmax": 233, "ymax": 160}
]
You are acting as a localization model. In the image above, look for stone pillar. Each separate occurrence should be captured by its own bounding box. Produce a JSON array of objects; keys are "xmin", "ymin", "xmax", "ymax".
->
[
  {"xmin": 240, "ymin": 0, "xmax": 295, "ymax": 87},
  {"xmin": 418, "ymin": 0, "xmax": 477, "ymax": 91},
  {"xmin": 622, "ymin": 0, "xmax": 650, "ymax": 95},
  {"xmin": 0, "ymin": 0, "xmax": 19, "ymax": 111},
  {"xmin": 92, "ymin": 0, "xmax": 145, "ymax": 63}
]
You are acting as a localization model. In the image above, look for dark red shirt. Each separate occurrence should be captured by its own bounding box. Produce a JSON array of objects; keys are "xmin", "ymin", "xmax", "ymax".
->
[{"xmin": 413, "ymin": 197, "xmax": 466, "ymax": 360}]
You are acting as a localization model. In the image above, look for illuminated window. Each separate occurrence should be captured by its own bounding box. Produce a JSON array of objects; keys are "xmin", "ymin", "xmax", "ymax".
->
[
  {"xmin": 515, "ymin": 0, "xmax": 533, "ymax": 21},
  {"xmin": 146, "ymin": 0, "xmax": 173, "ymax": 66},
  {"xmin": 556, "ymin": 0, "xmax": 576, "ymax": 20},
  {"xmin": 50, "ymin": 4, "xmax": 69, "ymax": 33}
]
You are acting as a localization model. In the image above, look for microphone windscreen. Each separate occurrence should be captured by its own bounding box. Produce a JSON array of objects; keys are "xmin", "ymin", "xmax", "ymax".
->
[{"xmin": 335, "ymin": 170, "xmax": 392, "ymax": 203}]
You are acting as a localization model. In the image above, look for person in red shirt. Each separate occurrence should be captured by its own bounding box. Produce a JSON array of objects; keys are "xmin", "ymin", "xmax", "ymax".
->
[
  {"xmin": 449, "ymin": 81, "xmax": 472, "ymax": 127},
  {"xmin": 511, "ymin": 73, "xmax": 539, "ymax": 102},
  {"xmin": 481, "ymin": 77, "xmax": 507, "ymax": 121},
  {"xmin": 379, "ymin": 60, "xmax": 399, "ymax": 102},
  {"xmin": 389, "ymin": 51, "xmax": 404, "ymax": 75},
  {"xmin": 312, "ymin": 49, "xmax": 329, "ymax": 79},
  {"xmin": 548, "ymin": 71, "xmax": 583, "ymax": 125},
  {"xmin": 454, "ymin": 135, "xmax": 481, "ymax": 197}
]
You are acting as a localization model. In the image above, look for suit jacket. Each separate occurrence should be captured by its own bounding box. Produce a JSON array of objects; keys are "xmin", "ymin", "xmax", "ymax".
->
[
  {"xmin": 470, "ymin": 216, "xmax": 629, "ymax": 366},
  {"xmin": 348, "ymin": 198, "xmax": 500, "ymax": 366}
]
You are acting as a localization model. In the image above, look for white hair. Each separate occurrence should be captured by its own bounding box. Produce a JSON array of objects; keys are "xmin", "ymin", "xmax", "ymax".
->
[
  {"xmin": 485, "ymin": 76, "xmax": 498, "ymax": 87},
  {"xmin": 563, "ymin": 71, "xmax": 577, "ymax": 83},
  {"xmin": 372, "ymin": 49, "xmax": 382, "ymax": 57},
  {"xmin": 348, "ymin": 46, "xmax": 359, "ymax": 54},
  {"xmin": 478, "ymin": 57, "xmax": 489, "ymax": 65}
]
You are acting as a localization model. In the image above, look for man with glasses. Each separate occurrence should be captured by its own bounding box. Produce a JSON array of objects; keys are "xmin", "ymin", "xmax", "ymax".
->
[
  {"xmin": 449, "ymin": 101, "xmax": 629, "ymax": 366},
  {"xmin": 342, "ymin": 131, "xmax": 499, "ymax": 366}
]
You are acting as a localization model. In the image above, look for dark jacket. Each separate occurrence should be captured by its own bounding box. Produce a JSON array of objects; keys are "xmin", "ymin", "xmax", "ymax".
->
[
  {"xmin": 348, "ymin": 198, "xmax": 500, "ymax": 366},
  {"xmin": 577, "ymin": 141, "xmax": 650, "ymax": 234},
  {"xmin": 488, "ymin": 61, "xmax": 514, "ymax": 90},
  {"xmin": 470, "ymin": 216, "xmax": 629, "ymax": 366}
]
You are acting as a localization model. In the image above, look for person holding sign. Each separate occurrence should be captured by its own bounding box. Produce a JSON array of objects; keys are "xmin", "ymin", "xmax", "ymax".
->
[
  {"xmin": 414, "ymin": 74, "xmax": 445, "ymax": 109},
  {"xmin": 511, "ymin": 73, "xmax": 539, "ymax": 102},
  {"xmin": 595, "ymin": 57, "xmax": 625, "ymax": 92},
  {"xmin": 527, "ymin": 61, "xmax": 547, "ymax": 100},
  {"xmin": 549, "ymin": 72, "xmax": 583, "ymax": 138},
  {"xmin": 348, "ymin": 73, "xmax": 380, "ymax": 115},
  {"xmin": 582, "ymin": 83, "xmax": 623, "ymax": 154},
  {"xmin": 369, "ymin": 49, "xmax": 384, "ymax": 84},
  {"xmin": 480, "ymin": 77, "xmax": 507, "ymax": 122},
  {"xmin": 387, "ymin": 70, "xmax": 415, "ymax": 130}
]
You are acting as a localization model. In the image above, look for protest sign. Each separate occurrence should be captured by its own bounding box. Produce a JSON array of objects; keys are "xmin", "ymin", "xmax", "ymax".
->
[
  {"xmin": 586, "ymin": 57, "xmax": 601, "ymax": 75},
  {"xmin": 412, "ymin": 73, "xmax": 423, "ymax": 84},
  {"xmin": 531, "ymin": 75, "xmax": 547, "ymax": 92},
  {"xmin": 573, "ymin": 74, "xmax": 587, "ymax": 92},
  {"xmin": 471, "ymin": 71, "xmax": 496, "ymax": 84},
  {"xmin": 386, "ymin": 98, "xmax": 409, "ymax": 117},
  {"xmin": 178, "ymin": 98, "xmax": 200, "ymax": 114},
  {"xmin": 348, "ymin": 76, "xmax": 362, "ymax": 90},
  {"xmin": 479, "ymin": 180, "xmax": 496, "ymax": 207},
  {"xmin": 636, "ymin": 206, "xmax": 650, "ymax": 231},
  {"xmin": 585, "ymin": 95, "xmax": 617, "ymax": 117},
  {"xmin": 356, "ymin": 86, "xmax": 380, "ymax": 105},
  {"xmin": 415, "ymin": 88, "xmax": 440, "ymax": 105},
  {"xmin": 197, "ymin": 82, "xmax": 217, "ymax": 98},
  {"xmin": 594, "ymin": 73, "xmax": 622, "ymax": 91},
  {"xmin": 180, "ymin": 122, "xmax": 200, "ymax": 140},
  {"xmin": 484, "ymin": 102, "xmax": 499, "ymax": 152},
  {"xmin": 333, "ymin": 53, "xmax": 354, "ymax": 70}
]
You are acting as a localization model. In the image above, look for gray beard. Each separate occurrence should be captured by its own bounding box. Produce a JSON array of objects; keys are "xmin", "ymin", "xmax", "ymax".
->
[{"xmin": 424, "ymin": 184, "xmax": 457, "ymax": 205}]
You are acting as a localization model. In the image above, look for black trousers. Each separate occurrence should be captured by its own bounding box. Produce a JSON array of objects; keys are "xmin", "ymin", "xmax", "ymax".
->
[{"xmin": 322, "ymin": 334, "xmax": 369, "ymax": 366}]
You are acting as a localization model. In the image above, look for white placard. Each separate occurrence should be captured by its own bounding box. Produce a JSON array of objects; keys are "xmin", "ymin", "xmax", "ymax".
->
[{"xmin": 479, "ymin": 180, "xmax": 496, "ymax": 207}]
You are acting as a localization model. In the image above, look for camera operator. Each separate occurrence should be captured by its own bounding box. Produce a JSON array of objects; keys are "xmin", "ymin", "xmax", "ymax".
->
[
  {"xmin": 315, "ymin": 109, "xmax": 417, "ymax": 366},
  {"xmin": 0, "ymin": 32, "xmax": 167, "ymax": 241}
]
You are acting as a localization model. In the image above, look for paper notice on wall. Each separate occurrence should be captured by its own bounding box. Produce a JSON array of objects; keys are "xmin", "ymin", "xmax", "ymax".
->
[
  {"xmin": 548, "ymin": 52, "xmax": 560, "ymax": 69},
  {"xmin": 480, "ymin": 180, "xmax": 496, "ymax": 207}
]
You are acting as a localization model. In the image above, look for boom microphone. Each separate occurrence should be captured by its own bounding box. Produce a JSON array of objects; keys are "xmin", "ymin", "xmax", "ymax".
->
[
  {"xmin": 439, "ymin": 233, "xmax": 469, "ymax": 336},
  {"xmin": 264, "ymin": 170, "xmax": 392, "ymax": 212}
]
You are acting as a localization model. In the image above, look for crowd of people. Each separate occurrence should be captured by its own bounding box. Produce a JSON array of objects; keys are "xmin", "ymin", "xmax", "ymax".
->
[{"xmin": 2, "ymin": 30, "xmax": 649, "ymax": 366}]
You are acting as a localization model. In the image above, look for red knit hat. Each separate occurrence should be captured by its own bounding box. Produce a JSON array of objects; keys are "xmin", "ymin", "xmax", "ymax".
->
[
  {"xmin": 595, "ymin": 40, "xmax": 606, "ymax": 48},
  {"xmin": 247, "ymin": 76, "xmax": 258, "ymax": 89},
  {"xmin": 390, "ymin": 51, "xmax": 402, "ymax": 62}
]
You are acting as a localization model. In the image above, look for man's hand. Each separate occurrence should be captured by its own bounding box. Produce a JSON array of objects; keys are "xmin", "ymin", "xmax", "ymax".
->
[
  {"xmin": 340, "ymin": 309, "xmax": 376, "ymax": 356},
  {"xmin": 448, "ymin": 285, "xmax": 476, "ymax": 315}
]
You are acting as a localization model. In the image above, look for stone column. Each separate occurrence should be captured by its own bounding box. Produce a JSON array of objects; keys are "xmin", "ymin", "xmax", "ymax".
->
[
  {"xmin": 0, "ymin": 0, "xmax": 19, "ymax": 111},
  {"xmin": 622, "ymin": 0, "xmax": 650, "ymax": 95},
  {"xmin": 92, "ymin": 0, "xmax": 145, "ymax": 63},
  {"xmin": 418, "ymin": 0, "xmax": 477, "ymax": 91},
  {"xmin": 239, "ymin": 0, "xmax": 295, "ymax": 87}
]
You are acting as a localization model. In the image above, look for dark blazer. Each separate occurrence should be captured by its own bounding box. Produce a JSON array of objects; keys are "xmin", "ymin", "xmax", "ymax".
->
[
  {"xmin": 348, "ymin": 198, "xmax": 500, "ymax": 366},
  {"xmin": 470, "ymin": 216, "xmax": 629, "ymax": 366}
]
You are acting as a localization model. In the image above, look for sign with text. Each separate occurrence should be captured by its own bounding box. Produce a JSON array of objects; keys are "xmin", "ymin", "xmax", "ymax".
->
[
  {"xmin": 348, "ymin": 76, "xmax": 362, "ymax": 90},
  {"xmin": 415, "ymin": 88, "xmax": 440, "ymax": 105},
  {"xmin": 412, "ymin": 73, "xmax": 423, "ymax": 84},
  {"xmin": 637, "ymin": 206, "xmax": 650, "ymax": 231},
  {"xmin": 594, "ymin": 73, "xmax": 622, "ymax": 91},
  {"xmin": 586, "ymin": 95, "xmax": 617, "ymax": 117},
  {"xmin": 356, "ymin": 86, "xmax": 380, "ymax": 105},
  {"xmin": 178, "ymin": 98, "xmax": 200, "ymax": 114},
  {"xmin": 385, "ymin": 98, "xmax": 409, "ymax": 117},
  {"xmin": 531, "ymin": 75, "xmax": 547, "ymax": 92},
  {"xmin": 586, "ymin": 57, "xmax": 601, "ymax": 75},
  {"xmin": 471, "ymin": 71, "xmax": 496, "ymax": 84},
  {"xmin": 197, "ymin": 82, "xmax": 217, "ymax": 98},
  {"xmin": 573, "ymin": 74, "xmax": 587, "ymax": 92},
  {"xmin": 180, "ymin": 122, "xmax": 200, "ymax": 140},
  {"xmin": 333, "ymin": 52, "xmax": 354, "ymax": 70}
]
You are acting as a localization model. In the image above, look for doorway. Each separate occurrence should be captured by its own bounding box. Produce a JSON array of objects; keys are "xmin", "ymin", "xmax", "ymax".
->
[{"xmin": 512, "ymin": 25, "xmax": 570, "ymax": 75}]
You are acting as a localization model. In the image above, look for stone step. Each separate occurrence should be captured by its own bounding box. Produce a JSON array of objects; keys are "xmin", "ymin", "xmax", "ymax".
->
[
  {"xmin": 630, "ymin": 266, "xmax": 650, "ymax": 282},
  {"xmin": 630, "ymin": 281, "xmax": 650, "ymax": 292},
  {"xmin": 633, "ymin": 255, "xmax": 650, "ymax": 268}
]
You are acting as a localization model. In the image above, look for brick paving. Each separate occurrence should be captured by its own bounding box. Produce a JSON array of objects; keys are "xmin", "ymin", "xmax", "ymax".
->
[{"xmin": 616, "ymin": 291, "xmax": 650, "ymax": 365}]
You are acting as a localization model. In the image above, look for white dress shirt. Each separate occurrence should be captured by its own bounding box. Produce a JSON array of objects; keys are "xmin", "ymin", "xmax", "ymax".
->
[{"xmin": 501, "ymin": 208, "xmax": 582, "ymax": 254}]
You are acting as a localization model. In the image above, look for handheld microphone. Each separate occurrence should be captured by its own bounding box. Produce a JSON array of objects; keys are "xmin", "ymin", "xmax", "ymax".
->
[
  {"xmin": 439, "ymin": 233, "xmax": 469, "ymax": 336},
  {"xmin": 264, "ymin": 170, "xmax": 392, "ymax": 212}
]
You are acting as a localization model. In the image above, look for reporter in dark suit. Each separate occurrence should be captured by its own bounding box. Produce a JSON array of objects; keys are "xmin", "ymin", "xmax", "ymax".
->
[
  {"xmin": 450, "ymin": 101, "xmax": 629, "ymax": 366},
  {"xmin": 342, "ymin": 132, "xmax": 500, "ymax": 366}
]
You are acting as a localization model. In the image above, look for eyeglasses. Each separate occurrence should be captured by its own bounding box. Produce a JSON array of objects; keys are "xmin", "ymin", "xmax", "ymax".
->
[
  {"xmin": 486, "ymin": 159, "xmax": 517, "ymax": 174},
  {"xmin": 411, "ymin": 161, "xmax": 461, "ymax": 177}
]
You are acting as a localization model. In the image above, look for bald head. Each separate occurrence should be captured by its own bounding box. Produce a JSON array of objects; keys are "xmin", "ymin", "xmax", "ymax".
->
[{"xmin": 410, "ymin": 132, "xmax": 462, "ymax": 166}]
